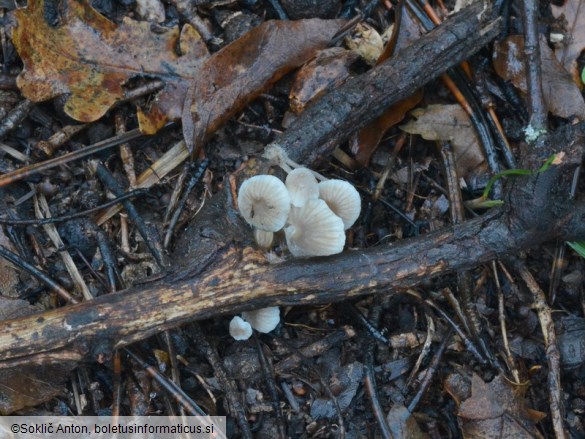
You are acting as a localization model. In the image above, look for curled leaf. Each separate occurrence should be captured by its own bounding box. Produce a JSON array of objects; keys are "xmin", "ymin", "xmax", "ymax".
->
[
  {"xmin": 183, "ymin": 19, "xmax": 345, "ymax": 153},
  {"xmin": 14, "ymin": 0, "xmax": 208, "ymax": 128},
  {"xmin": 400, "ymin": 104, "xmax": 487, "ymax": 179},
  {"xmin": 493, "ymin": 35, "xmax": 585, "ymax": 119}
]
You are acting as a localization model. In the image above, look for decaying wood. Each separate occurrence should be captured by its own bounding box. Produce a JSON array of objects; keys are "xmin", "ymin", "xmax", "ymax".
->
[{"xmin": 2, "ymin": 4, "xmax": 584, "ymax": 369}]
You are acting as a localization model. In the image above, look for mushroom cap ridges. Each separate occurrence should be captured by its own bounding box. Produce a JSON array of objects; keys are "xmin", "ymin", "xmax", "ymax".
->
[
  {"xmin": 285, "ymin": 167, "xmax": 319, "ymax": 207},
  {"xmin": 318, "ymin": 179, "xmax": 361, "ymax": 230},
  {"xmin": 285, "ymin": 199, "xmax": 345, "ymax": 257},
  {"xmin": 238, "ymin": 175, "xmax": 291, "ymax": 232},
  {"xmin": 241, "ymin": 307, "xmax": 280, "ymax": 333}
]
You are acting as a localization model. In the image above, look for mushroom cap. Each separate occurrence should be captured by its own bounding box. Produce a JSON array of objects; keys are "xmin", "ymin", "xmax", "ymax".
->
[
  {"xmin": 238, "ymin": 175, "xmax": 291, "ymax": 232},
  {"xmin": 242, "ymin": 307, "xmax": 280, "ymax": 333},
  {"xmin": 285, "ymin": 199, "xmax": 345, "ymax": 257},
  {"xmin": 285, "ymin": 167, "xmax": 319, "ymax": 207},
  {"xmin": 318, "ymin": 180, "xmax": 361, "ymax": 230},
  {"xmin": 229, "ymin": 316, "xmax": 253, "ymax": 340}
]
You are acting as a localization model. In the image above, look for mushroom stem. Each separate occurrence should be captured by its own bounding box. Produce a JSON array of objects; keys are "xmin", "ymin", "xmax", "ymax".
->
[{"xmin": 264, "ymin": 145, "xmax": 327, "ymax": 181}]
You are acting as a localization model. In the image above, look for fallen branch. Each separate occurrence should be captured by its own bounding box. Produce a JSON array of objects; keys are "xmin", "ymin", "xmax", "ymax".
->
[{"xmin": 3, "ymin": 5, "xmax": 585, "ymax": 370}]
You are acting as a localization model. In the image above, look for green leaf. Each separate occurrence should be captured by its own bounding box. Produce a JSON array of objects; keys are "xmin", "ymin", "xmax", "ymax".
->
[
  {"xmin": 582, "ymin": 67, "xmax": 585, "ymax": 85},
  {"xmin": 567, "ymin": 241, "xmax": 585, "ymax": 258},
  {"xmin": 482, "ymin": 154, "xmax": 557, "ymax": 201}
]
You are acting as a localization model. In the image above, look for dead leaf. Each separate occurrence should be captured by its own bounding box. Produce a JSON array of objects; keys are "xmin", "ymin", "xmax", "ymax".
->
[
  {"xmin": 386, "ymin": 405, "xmax": 430, "ymax": 439},
  {"xmin": 400, "ymin": 104, "xmax": 487, "ymax": 179},
  {"xmin": 14, "ymin": 0, "xmax": 208, "ymax": 129},
  {"xmin": 0, "ymin": 296, "xmax": 40, "ymax": 320},
  {"xmin": 344, "ymin": 23, "xmax": 384, "ymax": 65},
  {"xmin": 14, "ymin": 0, "xmax": 345, "ymax": 144},
  {"xmin": 0, "ymin": 363, "xmax": 76, "ymax": 415},
  {"xmin": 0, "ymin": 297, "xmax": 75, "ymax": 414},
  {"xmin": 551, "ymin": 0, "xmax": 585, "ymax": 82},
  {"xmin": 493, "ymin": 35, "xmax": 585, "ymax": 119},
  {"xmin": 354, "ymin": 91, "xmax": 422, "ymax": 167},
  {"xmin": 289, "ymin": 47, "xmax": 358, "ymax": 114},
  {"xmin": 457, "ymin": 374, "xmax": 546, "ymax": 439},
  {"xmin": 353, "ymin": 4, "xmax": 424, "ymax": 167},
  {"xmin": 0, "ymin": 232, "xmax": 19, "ymax": 297},
  {"xmin": 183, "ymin": 19, "xmax": 345, "ymax": 153}
]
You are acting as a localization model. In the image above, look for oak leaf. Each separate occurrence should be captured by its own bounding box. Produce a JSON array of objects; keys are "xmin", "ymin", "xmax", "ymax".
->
[
  {"xmin": 457, "ymin": 374, "xmax": 546, "ymax": 439},
  {"xmin": 14, "ymin": 0, "xmax": 208, "ymax": 129},
  {"xmin": 13, "ymin": 0, "xmax": 345, "ymax": 146}
]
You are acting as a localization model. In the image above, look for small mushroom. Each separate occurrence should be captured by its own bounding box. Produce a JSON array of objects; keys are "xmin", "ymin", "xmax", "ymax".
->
[
  {"xmin": 318, "ymin": 180, "xmax": 361, "ymax": 229},
  {"xmin": 229, "ymin": 316, "xmax": 253, "ymax": 340},
  {"xmin": 285, "ymin": 199, "xmax": 345, "ymax": 257},
  {"xmin": 285, "ymin": 167, "xmax": 320, "ymax": 207},
  {"xmin": 241, "ymin": 307, "xmax": 280, "ymax": 333},
  {"xmin": 238, "ymin": 175, "xmax": 291, "ymax": 232},
  {"xmin": 254, "ymin": 229, "xmax": 274, "ymax": 249}
]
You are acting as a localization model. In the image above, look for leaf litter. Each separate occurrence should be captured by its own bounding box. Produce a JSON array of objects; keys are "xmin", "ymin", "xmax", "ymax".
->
[
  {"xmin": 551, "ymin": 0, "xmax": 585, "ymax": 82},
  {"xmin": 13, "ymin": 0, "xmax": 345, "ymax": 151},
  {"xmin": 493, "ymin": 35, "xmax": 585, "ymax": 119}
]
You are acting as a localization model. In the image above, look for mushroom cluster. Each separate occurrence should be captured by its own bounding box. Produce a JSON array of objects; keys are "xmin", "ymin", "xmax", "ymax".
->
[
  {"xmin": 229, "ymin": 307, "xmax": 280, "ymax": 341},
  {"xmin": 237, "ymin": 167, "xmax": 361, "ymax": 257}
]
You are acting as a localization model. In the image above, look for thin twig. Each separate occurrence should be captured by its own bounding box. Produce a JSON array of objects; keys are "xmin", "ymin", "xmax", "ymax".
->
[
  {"xmin": 254, "ymin": 336, "xmax": 286, "ymax": 439},
  {"xmin": 0, "ymin": 128, "xmax": 148, "ymax": 188},
  {"xmin": 493, "ymin": 261, "xmax": 520, "ymax": 383},
  {"xmin": 511, "ymin": 260, "xmax": 567, "ymax": 439},
  {"xmin": 93, "ymin": 162, "xmax": 166, "ymax": 268},
  {"xmin": 189, "ymin": 323, "xmax": 252, "ymax": 439},
  {"xmin": 124, "ymin": 348, "xmax": 208, "ymax": 417},
  {"xmin": 0, "ymin": 244, "xmax": 78, "ymax": 304},
  {"xmin": 407, "ymin": 327, "xmax": 453, "ymax": 412},
  {"xmin": 0, "ymin": 189, "xmax": 148, "ymax": 225},
  {"xmin": 0, "ymin": 99, "xmax": 34, "ymax": 139},
  {"xmin": 35, "ymin": 193, "xmax": 93, "ymax": 301},
  {"xmin": 363, "ymin": 300, "xmax": 392, "ymax": 438},
  {"xmin": 520, "ymin": 0, "xmax": 547, "ymax": 134}
]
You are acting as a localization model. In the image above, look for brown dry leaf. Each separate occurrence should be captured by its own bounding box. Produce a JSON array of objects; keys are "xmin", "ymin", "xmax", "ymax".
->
[
  {"xmin": 386, "ymin": 405, "xmax": 430, "ymax": 439},
  {"xmin": 0, "ymin": 231, "xmax": 19, "ymax": 297},
  {"xmin": 457, "ymin": 374, "xmax": 545, "ymax": 439},
  {"xmin": 353, "ymin": 4, "xmax": 424, "ymax": 167},
  {"xmin": 0, "ymin": 297, "xmax": 76, "ymax": 414},
  {"xmin": 551, "ymin": 0, "xmax": 585, "ymax": 82},
  {"xmin": 14, "ymin": 0, "xmax": 345, "ymax": 143},
  {"xmin": 354, "ymin": 92, "xmax": 422, "ymax": 167},
  {"xmin": 14, "ymin": 0, "xmax": 208, "ymax": 131},
  {"xmin": 0, "ymin": 362, "xmax": 76, "ymax": 415},
  {"xmin": 400, "ymin": 104, "xmax": 487, "ymax": 179},
  {"xmin": 0, "ymin": 296, "xmax": 40, "ymax": 320},
  {"xmin": 182, "ymin": 19, "xmax": 344, "ymax": 153},
  {"xmin": 289, "ymin": 47, "xmax": 358, "ymax": 114},
  {"xmin": 493, "ymin": 35, "xmax": 585, "ymax": 119}
]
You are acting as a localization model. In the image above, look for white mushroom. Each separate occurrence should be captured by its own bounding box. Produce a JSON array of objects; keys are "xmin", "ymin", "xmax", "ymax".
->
[
  {"xmin": 284, "ymin": 199, "xmax": 345, "ymax": 257},
  {"xmin": 318, "ymin": 180, "xmax": 361, "ymax": 230},
  {"xmin": 238, "ymin": 175, "xmax": 291, "ymax": 232},
  {"xmin": 241, "ymin": 307, "xmax": 280, "ymax": 333},
  {"xmin": 229, "ymin": 316, "xmax": 253, "ymax": 340},
  {"xmin": 285, "ymin": 167, "xmax": 319, "ymax": 207},
  {"xmin": 254, "ymin": 229, "xmax": 274, "ymax": 249}
]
